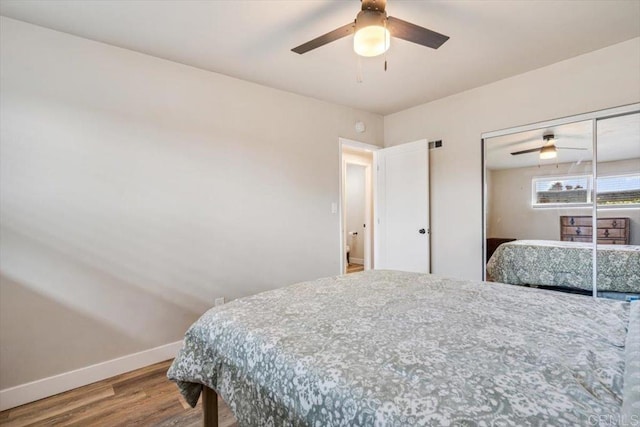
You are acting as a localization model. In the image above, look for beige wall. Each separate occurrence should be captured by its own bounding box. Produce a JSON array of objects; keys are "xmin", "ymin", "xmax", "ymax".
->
[
  {"xmin": 488, "ymin": 159, "xmax": 640, "ymax": 245},
  {"xmin": 384, "ymin": 37, "xmax": 640, "ymax": 280},
  {"xmin": 0, "ymin": 18, "xmax": 384, "ymax": 389}
]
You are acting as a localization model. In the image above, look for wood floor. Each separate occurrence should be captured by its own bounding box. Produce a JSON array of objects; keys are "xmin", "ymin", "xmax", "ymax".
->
[
  {"xmin": 4, "ymin": 267, "xmax": 357, "ymax": 426},
  {"xmin": 346, "ymin": 263, "xmax": 364, "ymax": 273},
  {"xmin": 0, "ymin": 360, "xmax": 238, "ymax": 427}
]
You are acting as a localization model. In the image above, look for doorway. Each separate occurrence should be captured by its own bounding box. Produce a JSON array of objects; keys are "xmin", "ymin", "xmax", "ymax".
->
[
  {"xmin": 339, "ymin": 139, "xmax": 377, "ymax": 274},
  {"xmin": 345, "ymin": 163, "xmax": 367, "ymax": 273}
]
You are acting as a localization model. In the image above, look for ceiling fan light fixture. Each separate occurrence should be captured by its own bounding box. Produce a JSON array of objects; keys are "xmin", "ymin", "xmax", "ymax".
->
[
  {"xmin": 353, "ymin": 10, "xmax": 390, "ymax": 57},
  {"xmin": 291, "ymin": 2, "xmax": 449, "ymax": 56},
  {"xmin": 354, "ymin": 25, "xmax": 390, "ymax": 57},
  {"xmin": 539, "ymin": 145, "xmax": 557, "ymax": 160}
]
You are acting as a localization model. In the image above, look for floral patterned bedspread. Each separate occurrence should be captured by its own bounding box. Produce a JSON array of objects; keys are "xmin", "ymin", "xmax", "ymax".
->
[
  {"xmin": 623, "ymin": 301, "xmax": 640, "ymax": 423},
  {"xmin": 168, "ymin": 270, "xmax": 634, "ymax": 426},
  {"xmin": 487, "ymin": 240, "xmax": 640, "ymax": 293}
]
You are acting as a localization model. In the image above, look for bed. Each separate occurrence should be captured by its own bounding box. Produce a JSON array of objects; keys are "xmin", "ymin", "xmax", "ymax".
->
[
  {"xmin": 168, "ymin": 270, "xmax": 639, "ymax": 426},
  {"xmin": 486, "ymin": 239, "xmax": 640, "ymax": 294}
]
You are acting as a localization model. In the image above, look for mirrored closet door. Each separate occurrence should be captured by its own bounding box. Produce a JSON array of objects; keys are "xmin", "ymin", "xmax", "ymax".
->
[
  {"xmin": 483, "ymin": 104, "xmax": 640, "ymax": 299},
  {"xmin": 595, "ymin": 112, "xmax": 640, "ymax": 299}
]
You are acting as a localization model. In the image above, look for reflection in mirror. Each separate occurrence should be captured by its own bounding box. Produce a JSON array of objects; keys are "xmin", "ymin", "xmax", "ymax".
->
[
  {"xmin": 596, "ymin": 112, "xmax": 640, "ymax": 300},
  {"xmin": 484, "ymin": 119, "xmax": 595, "ymax": 296}
]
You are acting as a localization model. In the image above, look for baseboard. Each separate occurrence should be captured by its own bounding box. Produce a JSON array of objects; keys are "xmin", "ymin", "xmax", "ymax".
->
[
  {"xmin": 350, "ymin": 258, "xmax": 364, "ymax": 265},
  {"xmin": 0, "ymin": 340, "xmax": 183, "ymax": 411}
]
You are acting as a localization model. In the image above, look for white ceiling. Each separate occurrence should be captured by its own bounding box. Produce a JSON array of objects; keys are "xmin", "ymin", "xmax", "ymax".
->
[
  {"xmin": 1, "ymin": 0, "xmax": 639, "ymax": 115},
  {"xmin": 486, "ymin": 113, "xmax": 640, "ymax": 170}
]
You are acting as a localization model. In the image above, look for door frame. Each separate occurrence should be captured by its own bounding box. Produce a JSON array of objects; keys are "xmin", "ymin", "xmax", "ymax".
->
[{"xmin": 338, "ymin": 138, "xmax": 379, "ymax": 274}]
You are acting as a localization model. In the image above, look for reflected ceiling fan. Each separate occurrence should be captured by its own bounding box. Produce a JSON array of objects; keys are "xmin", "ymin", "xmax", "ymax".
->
[
  {"xmin": 291, "ymin": 0, "xmax": 449, "ymax": 57},
  {"xmin": 510, "ymin": 134, "xmax": 587, "ymax": 159}
]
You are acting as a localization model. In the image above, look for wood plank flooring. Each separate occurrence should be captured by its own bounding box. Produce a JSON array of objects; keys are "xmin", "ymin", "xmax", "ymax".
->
[
  {"xmin": 0, "ymin": 360, "xmax": 238, "ymax": 427},
  {"xmin": 346, "ymin": 263, "xmax": 364, "ymax": 274},
  {"xmin": 3, "ymin": 268, "xmax": 361, "ymax": 425}
]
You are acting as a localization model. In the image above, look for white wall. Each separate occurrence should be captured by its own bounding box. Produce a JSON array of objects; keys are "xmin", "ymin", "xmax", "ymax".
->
[
  {"xmin": 0, "ymin": 17, "xmax": 384, "ymax": 391},
  {"xmin": 488, "ymin": 159, "xmax": 640, "ymax": 245},
  {"xmin": 384, "ymin": 37, "xmax": 640, "ymax": 280},
  {"xmin": 345, "ymin": 164, "xmax": 366, "ymax": 262}
]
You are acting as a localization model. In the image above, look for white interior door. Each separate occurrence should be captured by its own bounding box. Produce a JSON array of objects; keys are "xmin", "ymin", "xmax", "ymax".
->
[{"xmin": 374, "ymin": 140, "xmax": 430, "ymax": 273}]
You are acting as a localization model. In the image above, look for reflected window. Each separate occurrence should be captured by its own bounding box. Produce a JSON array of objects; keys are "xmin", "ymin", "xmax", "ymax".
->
[
  {"xmin": 596, "ymin": 173, "xmax": 640, "ymax": 206},
  {"xmin": 531, "ymin": 173, "xmax": 640, "ymax": 207},
  {"xmin": 532, "ymin": 175, "xmax": 591, "ymax": 206}
]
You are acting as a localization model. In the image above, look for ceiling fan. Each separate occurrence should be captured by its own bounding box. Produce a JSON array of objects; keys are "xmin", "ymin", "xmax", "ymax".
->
[
  {"xmin": 511, "ymin": 134, "xmax": 588, "ymax": 159},
  {"xmin": 291, "ymin": 0, "xmax": 449, "ymax": 57}
]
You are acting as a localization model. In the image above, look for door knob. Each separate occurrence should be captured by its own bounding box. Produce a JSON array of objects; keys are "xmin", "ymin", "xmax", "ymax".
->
[{"xmin": 419, "ymin": 228, "xmax": 426, "ymax": 234}]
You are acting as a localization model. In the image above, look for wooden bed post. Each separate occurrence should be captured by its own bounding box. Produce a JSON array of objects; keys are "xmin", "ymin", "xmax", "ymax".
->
[{"xmin": 203, "ymin": 386, "xmax": 218, "ymax": 427}]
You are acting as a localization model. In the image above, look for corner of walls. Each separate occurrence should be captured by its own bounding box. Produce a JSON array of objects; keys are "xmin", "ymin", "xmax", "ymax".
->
[
  {"xmin": 0, "ymin": 16, "xmax": 384, "ymax": 403},
  {"xmin": 382, "ymin": 37, "xmax": 640, "ymax": 280}
]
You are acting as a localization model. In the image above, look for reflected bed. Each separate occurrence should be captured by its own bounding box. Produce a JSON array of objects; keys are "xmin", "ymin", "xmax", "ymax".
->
[
  {"xmin": 487, "ymin": 239, "xmax": 640, "ymax": 294},
  {"xmin": 167, "ymin": 270, "xmax": 639, "ymax": 426}
]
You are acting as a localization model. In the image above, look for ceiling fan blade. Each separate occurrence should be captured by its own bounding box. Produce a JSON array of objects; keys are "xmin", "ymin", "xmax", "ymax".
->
[
  {"xmin": 387, "ymin": 16, "xmax": 449, "ymax": 49},
  {"xmin": 361, "ymin": 0, "xmax": 387, "ymax": 12},
  {"xmin": 292, "ymin": 22, "xmax": 355, "ymax": 54},
  {"xmin": 511, "ymin": 147, "xmax": 543, "ymax": 155},
  {"xmin": 556, "ymin": 146, "xmax": 588, "ymax": 150}
]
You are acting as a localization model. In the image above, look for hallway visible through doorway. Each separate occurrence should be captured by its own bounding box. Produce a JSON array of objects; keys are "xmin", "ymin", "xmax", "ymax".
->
[{"xmin": 340, "ymin": 138, "xmax": 377, "ymax": 275}]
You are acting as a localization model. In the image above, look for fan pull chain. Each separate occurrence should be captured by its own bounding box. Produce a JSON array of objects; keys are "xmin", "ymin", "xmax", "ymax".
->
[
  {"xmin": 356, "ymin": 54, "xmax": 363, "ymax": 83},
  {"xmin": 384, "ymin": 19, "xmax": 388, "ymax": 72}
]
